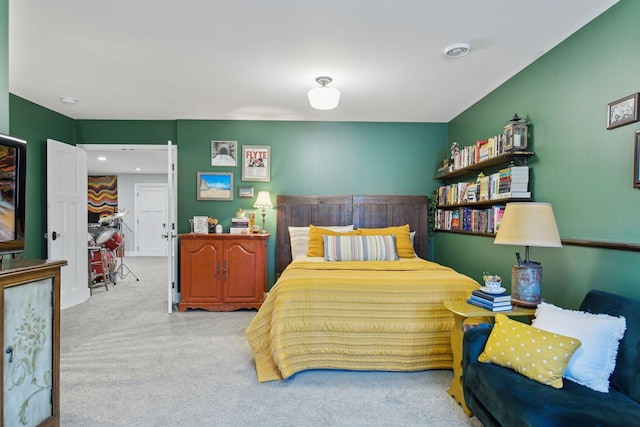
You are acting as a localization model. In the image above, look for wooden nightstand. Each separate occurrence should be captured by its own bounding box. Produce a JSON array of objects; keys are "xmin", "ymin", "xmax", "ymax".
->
[{"xmin": 444, "ymin": 300, "xmax": 536, "ymax": 416}]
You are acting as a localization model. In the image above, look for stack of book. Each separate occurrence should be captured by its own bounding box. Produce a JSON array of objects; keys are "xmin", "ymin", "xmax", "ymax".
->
[
  {"xmin": 493, "ymin": 165, "xmax": 531, "ymax": 199},
  {"xmin": 230, "ymin": 217, "xmax": 250, "ymax": 234},
  {"xmin": 467, "ymin": 289, "xmax": 513, "ymax": 311}
]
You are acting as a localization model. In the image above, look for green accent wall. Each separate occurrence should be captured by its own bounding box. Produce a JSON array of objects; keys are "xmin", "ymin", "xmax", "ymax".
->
[
  {"xmin": 78, "ymin": 119, "xmax": 446, "ymax": 286},
  {"xmin": 438, "ymin": 0, "xmax": 640, "ymax": 308},
  {"xmin": 9, "ymin": 95, "xmax": 76, "ymax": 259},
  {"xmin": 0, "ymin": 0, "xmax": 9, "ymax": 133}
]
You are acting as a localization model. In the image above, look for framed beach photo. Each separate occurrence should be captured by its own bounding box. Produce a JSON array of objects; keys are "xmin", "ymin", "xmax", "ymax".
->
[
  {"xmin": 607, "ymin": 93, "xmax": 639, "ymax": 130},
  {"xmin": 197, "ymin": 172, "xmax": 234, "ymax": 200},
  {"xmin": 238, "ymin": 186, "xmax": 254, "ymax": 198},
  {"xmin": 242, "ymin": 145, "xmax": 271, "ymax": 182},
  {"xmin": 211, "ymin": 141, "xmax": 238, "ymax": 166}
]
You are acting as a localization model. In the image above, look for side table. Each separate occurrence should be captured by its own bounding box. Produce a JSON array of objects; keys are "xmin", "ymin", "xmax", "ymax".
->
[{"xmin": 444, "ymin": 300, "xmax": 536, "ymax": 416}]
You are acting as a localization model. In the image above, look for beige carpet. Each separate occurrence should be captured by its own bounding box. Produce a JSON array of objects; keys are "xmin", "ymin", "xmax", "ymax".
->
[{"xmin": 60, "ymin": 256, "xmax": 483, "ymax": 426}]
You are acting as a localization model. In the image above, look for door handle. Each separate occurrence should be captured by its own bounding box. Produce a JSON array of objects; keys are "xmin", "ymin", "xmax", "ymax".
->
[
  {"xmin": 44, "ymin": 231, "xmax": 59, "ymax": 240},
  {"xmin": 5, "ymin": 345, "xmax": 13, "ymax": 363}
]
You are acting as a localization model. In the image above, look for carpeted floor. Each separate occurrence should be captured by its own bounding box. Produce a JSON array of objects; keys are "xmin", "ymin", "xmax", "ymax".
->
[{"xmin": 60, "ymin": 256, "xmax": 483, "ymax": 426}]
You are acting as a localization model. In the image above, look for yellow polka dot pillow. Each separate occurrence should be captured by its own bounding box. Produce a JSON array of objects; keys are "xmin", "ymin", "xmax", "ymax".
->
[{"xmin": 478, "ymin": 314, "xmax": 582, "ymax": 388}]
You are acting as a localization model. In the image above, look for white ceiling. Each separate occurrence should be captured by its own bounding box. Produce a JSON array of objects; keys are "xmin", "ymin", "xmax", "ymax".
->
[{"xmin": 9, "ymin": 0, "xmax": 619, "ymax": 173}]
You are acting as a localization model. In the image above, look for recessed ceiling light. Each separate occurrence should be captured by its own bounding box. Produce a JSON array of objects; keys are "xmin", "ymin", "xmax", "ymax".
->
[
  {"xmin": 134, "ymin": 167, "xmax": 142, "ymax": 172},
  {"xmin": 443, "ymin": 43, "xmax": 471, "ymax": 58},
  {"xmin": 97, "ymin": 156, "xmax": 107, "ymax": 161},
  {"xmin": 60, "ymin": 97, "xmax": 79, "ymax": 105}
]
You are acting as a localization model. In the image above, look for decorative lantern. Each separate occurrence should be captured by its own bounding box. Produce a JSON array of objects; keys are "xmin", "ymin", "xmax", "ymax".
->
[{"xmin": 503, "ymin": 113, "xmax": 528, "ymax": 151}]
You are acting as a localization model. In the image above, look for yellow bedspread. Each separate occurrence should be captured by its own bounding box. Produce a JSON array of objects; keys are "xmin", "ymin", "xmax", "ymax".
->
[{"xmin": 246, "ymin": 258, "xmax": 479, "ymax": 382}]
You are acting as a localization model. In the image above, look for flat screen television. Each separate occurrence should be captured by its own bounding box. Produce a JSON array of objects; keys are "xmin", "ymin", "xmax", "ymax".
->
[{"xmin": 0, "ymin": 134, "xmax": 27, "ymax": 256}]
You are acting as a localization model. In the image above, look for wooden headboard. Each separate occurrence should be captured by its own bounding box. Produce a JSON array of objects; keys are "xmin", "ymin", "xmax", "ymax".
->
[{"xmin": 276, "ymin": 195, "xmax": 429, "ymax": 276}]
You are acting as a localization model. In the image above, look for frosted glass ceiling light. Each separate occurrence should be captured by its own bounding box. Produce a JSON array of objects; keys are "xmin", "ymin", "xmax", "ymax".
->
[
  {"xmin": 60, "ymin": 96, "xmax": 79, "ymax": 105},
  {"xmin": 443, "ymin": 43, "xmax": 471, "ymax": 58},
  {"xmin": 308, "ymin": 76, "xmax": 341, "ymax": 110}
]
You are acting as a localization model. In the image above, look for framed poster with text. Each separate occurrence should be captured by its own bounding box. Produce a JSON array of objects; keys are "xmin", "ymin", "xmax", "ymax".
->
[{"xmin": 242, "ymin": 145, "xmax": 270, "ymax": 182}]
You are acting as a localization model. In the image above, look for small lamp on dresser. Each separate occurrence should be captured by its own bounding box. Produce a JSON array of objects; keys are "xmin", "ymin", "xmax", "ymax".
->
[
  {"xmin": 253, "ymin": 191, "xmax": 273, "ymax": 234},
  {"xmin": 494, "ymin": 202, "xmax": 562, "ymax": 307}
]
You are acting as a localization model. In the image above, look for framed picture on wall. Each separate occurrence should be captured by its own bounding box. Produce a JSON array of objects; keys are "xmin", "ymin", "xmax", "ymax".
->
[
  {"xmin": 634, "ymin": 130, "xmax": 640, "ymax": 189},
  {"xmin": 242, "ymin": 145, "xmax": 271, "ymax": 182},
  {"xmin": 211, "ymin": 141, "xmax": 238, "ymax": 166},
  {"xmin": 238, "ymin": 186, "xmax": 254, "ymax": 198},
  {"xmin": 197, "ymin": 172, "xmax": 234, "ymax": 200},
  {"xmin": 607, "ymin": 93, "xmax": 639, "ymax": 130}
]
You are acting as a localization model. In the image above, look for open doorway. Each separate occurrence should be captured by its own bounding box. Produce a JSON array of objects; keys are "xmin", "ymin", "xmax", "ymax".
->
[{"xmin": 78, "ymin": 144, "xmax": 177, "ymax": 310}]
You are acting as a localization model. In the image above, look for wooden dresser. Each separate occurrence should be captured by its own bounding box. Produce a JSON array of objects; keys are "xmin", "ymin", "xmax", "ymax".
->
[{"xmin": 178, "ymin": 233, "xmax": 269, "ymax": 312}]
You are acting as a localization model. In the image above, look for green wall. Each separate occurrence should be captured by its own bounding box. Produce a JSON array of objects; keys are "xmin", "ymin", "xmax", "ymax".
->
[
  {"xmin": 0, "ymin": 0, "xmax": 8, "ymax": 133},
  {"xmin": 438, "ymin": 0, "xmax": 640, "ymax": 308},
  {"xmin": 9, "ymin": 95, "xmax": 76, "ymax": 259},
  {"xmin": 78, "ymin": 119, "xmax": 446, "ymax": 286},
  {"xmin": 7, "ymin": 0, "xmax": 638, "ymax": 304}
]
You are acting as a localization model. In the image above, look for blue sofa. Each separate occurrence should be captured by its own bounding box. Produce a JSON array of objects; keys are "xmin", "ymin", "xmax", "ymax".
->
[{"xmin": 462, "ymin": 290, "xmax": 640, "ymax": 427}]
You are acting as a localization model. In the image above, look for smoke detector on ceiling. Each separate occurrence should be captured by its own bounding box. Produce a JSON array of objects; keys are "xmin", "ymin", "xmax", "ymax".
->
[{"xmin": 443, "ymin": 43, "xmax": 471, "ymax": 58}]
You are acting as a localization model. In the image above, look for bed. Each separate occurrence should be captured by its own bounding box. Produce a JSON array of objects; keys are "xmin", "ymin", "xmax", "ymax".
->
[{"xmin": 246, "ymin": 195, "xmax": 480, "ymax": 382}]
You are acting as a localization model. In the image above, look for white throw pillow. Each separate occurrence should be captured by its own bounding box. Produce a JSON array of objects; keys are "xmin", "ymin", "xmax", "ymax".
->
[
  {"xmin": 288, "ymin": 225, "xmax": 354, "ymax": 259},
  {"xmin": 532, "ymin": 302, "xmax": 626, "ymax": 393}
]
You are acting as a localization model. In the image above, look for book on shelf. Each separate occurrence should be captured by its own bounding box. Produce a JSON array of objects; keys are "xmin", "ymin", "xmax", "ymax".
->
[
  {"xmin": 472, "ymin": 289, "xmax": 511, "ymax": 303},
  {"xmin": 467, "ymin": 298, "xmax": 513, "ymax": 311},
  {"xmin": 469, "ymin": 294, "xmax": 512, "ymax": 307},
  {"xmin": 492, "ymin": 206, "xmax": 505, "ymax": 231},
  {"xmin": 491, "ymin": 191, "xmax": 531, "ymax": 200}
]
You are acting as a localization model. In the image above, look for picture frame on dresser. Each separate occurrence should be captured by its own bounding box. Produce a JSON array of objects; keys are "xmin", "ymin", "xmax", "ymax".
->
[
  {"xmin": 607, "ymin": 93, "xmax": 639, "ymax": 130},
  {"xmin": 634, "ymin": 130, "xmax": 640, "ymax": 189},
  {"xmin": 197, "ymin": 172, "xmax": 233, "ymax": 201}
]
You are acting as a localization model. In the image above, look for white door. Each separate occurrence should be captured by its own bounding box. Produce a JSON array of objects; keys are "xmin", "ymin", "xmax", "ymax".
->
[
  {"xmin": 135, "ymin": 184, "xmax": 168, "ymax": 256},
  {"xmin": 165, "ymin": 141, "xmax": 178, "ymax": 313},
  {"xmin": 47, "ymin": 139, "xmax": 89, "ymax": 309}
]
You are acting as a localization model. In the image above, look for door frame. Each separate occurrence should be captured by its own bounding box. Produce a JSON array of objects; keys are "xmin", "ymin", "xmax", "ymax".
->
[{"xmin": 79, "ymin": 143, "xmax": 177, "ymax": 311}]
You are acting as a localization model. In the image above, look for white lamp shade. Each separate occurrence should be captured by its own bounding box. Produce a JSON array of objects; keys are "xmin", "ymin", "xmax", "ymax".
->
[
  {"xmin": 253, "ymin": 191, "xmax": 273, "ymax": 209},
  {"xmin": 307, "ymin": 86, "xmax": 341, "ymax": 110},
  {"xmin": 494, "ymin": 202, "xmax": 562, "ymax": 247}
]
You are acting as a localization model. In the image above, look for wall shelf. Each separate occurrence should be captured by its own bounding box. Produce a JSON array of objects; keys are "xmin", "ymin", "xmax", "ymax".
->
[{"xmin": 435, "ymin": 151, "xmax": 534, "ymax": 180}]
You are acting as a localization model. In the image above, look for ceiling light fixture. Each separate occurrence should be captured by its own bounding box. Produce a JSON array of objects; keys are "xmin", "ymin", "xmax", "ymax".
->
[
  {"xmin": 307, "ymin": 76, "xmax": 341, "ymax": 110},
  {"xmin": 60, "ymin": 96, "xmax": 79, "ymax": 105},
  {"xmin": 97, "ymin": 156, "xmax": 107, "ymax": 161},
  {"xmin": 443, "ymin": 43, "xmax": 471, "ymax": 58}
]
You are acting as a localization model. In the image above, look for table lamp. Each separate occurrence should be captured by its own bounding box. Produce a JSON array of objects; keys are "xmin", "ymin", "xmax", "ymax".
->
[
  {"xmin": 494, "ymin": 202, "xmax": 562, "ymax": 306},
  {"xmin": 253, "ymin": 191, "xmax": 273, "ymax": 234}
]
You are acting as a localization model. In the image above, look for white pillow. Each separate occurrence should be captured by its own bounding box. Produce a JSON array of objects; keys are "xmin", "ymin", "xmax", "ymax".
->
[
  {"xmin": 532, "ymin": 302, "xmax": 626, "ymax": 393},
  {"xmin": 288, "ymin": 225, "xmax": 354, "ymax": 259}
]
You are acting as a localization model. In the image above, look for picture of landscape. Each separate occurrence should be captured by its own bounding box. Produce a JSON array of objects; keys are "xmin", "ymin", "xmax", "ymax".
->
[{"xmin": 0, "ymin": 145, "xmax": 17, "ymax": 241}]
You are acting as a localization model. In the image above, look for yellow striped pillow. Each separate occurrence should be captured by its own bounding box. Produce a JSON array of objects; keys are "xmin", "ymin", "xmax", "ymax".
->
[{"xmin": 323, "ymin": 234, "xmax": 398, "ymax": 261}]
